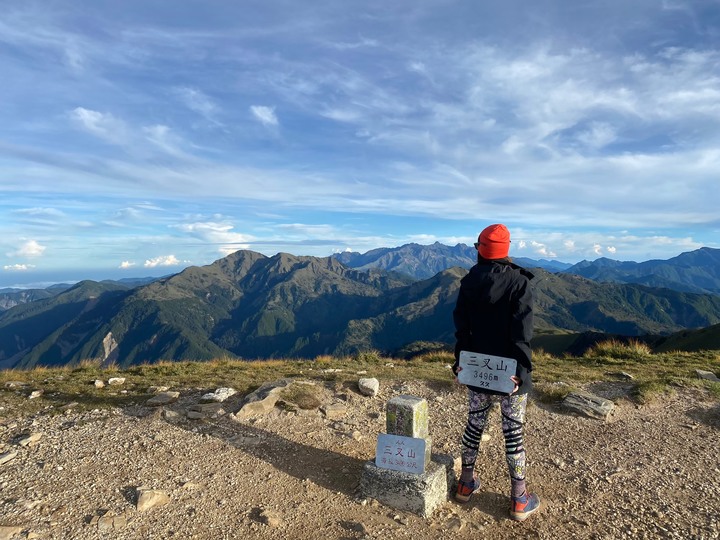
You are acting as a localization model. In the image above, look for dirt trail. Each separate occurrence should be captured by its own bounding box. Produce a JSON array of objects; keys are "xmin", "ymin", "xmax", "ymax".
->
[{"xmin": 1, "ymin": 380, "xmax": 718, "ymax": 539}]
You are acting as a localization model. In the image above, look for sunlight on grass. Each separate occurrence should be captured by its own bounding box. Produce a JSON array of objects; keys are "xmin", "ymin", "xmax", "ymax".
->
[{"xmin": 1, "ymin": 347, "xmax": 718, "ymax": 412}]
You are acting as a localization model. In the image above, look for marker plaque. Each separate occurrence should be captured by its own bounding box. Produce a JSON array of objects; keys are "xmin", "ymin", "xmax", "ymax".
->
[{"xmin": 457, "ymin": 351, "xmax": 517, "ymax": 394}]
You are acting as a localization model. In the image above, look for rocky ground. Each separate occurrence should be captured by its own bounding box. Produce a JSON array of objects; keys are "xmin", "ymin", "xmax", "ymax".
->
[{"xmin": 1, "ymin": 376, "xmax": 719, "ymax": 540}]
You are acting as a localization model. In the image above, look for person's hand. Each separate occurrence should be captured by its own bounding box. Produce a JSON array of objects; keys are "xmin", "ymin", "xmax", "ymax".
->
[
  {"xmin": 509, "ymin": 375, "xmax": 521, "ymax": 395},
  {"xmin": 454, "ymin": 366, "xmax": 463, "ymax": 384}
]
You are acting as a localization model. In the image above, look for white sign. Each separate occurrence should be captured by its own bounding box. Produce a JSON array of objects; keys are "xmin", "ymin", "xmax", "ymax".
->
[
  {"xmin": 375, "ymin": 434, "xmax": 426, "ymax": 474},
  {"xmin": 457, "ymin": 351, "xmax": 517, "ymax": 394}
]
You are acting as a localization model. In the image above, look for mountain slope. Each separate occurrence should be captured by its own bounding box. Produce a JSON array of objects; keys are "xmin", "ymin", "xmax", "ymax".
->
[{"xmin": 2, "ymin": 251, "xmax": 720, "ymax": 369}]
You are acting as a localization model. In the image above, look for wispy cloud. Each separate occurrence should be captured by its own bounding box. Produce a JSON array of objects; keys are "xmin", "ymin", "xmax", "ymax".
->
[
  {"xmin": 250, "ymin": 106, "xmax": 278, "ymax": 127},
  {"xmin": 175, "ymin": 87, "xmax": 222, "ymax": 125},
  {"xmin": 71, "ymin": 108, "xmax": 129, "ymax": 145}
]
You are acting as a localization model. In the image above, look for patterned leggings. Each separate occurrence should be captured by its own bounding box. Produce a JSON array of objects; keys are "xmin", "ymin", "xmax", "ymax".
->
[{"xmin": 461, "ymin": 391, "xmax": 527, "ymax": 481}]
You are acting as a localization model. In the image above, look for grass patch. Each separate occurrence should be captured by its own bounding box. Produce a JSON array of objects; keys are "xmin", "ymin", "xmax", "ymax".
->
[
  {"xmin": 1, "ymin": 348, "xmax": 718, "ymax": 416},
  {"xmin": 278, "ymin": 382, "xmax": 324, "ymax": 410},
  {"xmin": 585, "ymin": 339, "xmax": 652, "ymax": 360},
  {"xmin": 632, "ymin": 380, "xmax": 675, "ymax": 405}
]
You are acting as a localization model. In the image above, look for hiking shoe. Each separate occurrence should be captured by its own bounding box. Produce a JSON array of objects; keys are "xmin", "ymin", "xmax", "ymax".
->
[
  {"xmin": 455, "ymin": 477, "xmax": 480, "ymax": 503},
  {"xmin": 510, "ymin": 492, "xmax": 540, "ymax": 521}
]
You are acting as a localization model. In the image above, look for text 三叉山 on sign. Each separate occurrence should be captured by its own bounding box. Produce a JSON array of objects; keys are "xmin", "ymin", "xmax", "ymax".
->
[
  {"xmin": 457, "ymin": 351, "xmax": 517, "ymax": 394},
  {"xmin": 375, "ymin": 434, "xmax": 426, "ymax": 474}
]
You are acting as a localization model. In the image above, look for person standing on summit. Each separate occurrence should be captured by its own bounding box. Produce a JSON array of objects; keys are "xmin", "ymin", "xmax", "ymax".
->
[{"xmin": 451, "ymin": 223, "xmax": 540, "ymax": 521}]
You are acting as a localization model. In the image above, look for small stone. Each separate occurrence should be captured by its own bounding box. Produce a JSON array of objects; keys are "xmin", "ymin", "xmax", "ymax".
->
[
  {"xmin": 19, "ymin": 433, "xmax": 43, "ymax": 447},
  {"xmin": 358, "ymin": 378, "xmax": 380, "ymax": 397},
  {"xmin": 148, "ymin": 386, "xmax": 170, "ymax": 394},
  {"xmin": 321, "ymin": 403, "xmax": 347, "ymax": 420},
  {"xmin": 163, "ymin": 409, "xmax": 180, "ymax": 420},
  {"xmin": 186, "ymin": 411, "xmax": 205, "ymax": 420},
  {"xmin": 696, "ymin": 369, "xmax": 720, "ymax": 383},
  {"xmin": 28, "ymin": 390, "xmax": 43, "ymax": 399},
  {"xmin": 97, "ymin": 516, "xmax": 114, "ymax": 532},
  {"xmin": 136, "ymin": 488, "xmax": 170, "ymax": 512},
  {"xmin": 3, "ymin": 381, "xmax": 27, "ymax": 389},
  {"xmin": 108, "ymin": 377, "xmax": 126, "ymax": 386},
  {"xmin": 259, "ymin": 509, "xmax": 282, "ymax": 528},
  {"xmin": 0, "ymin": 526, "xmax": 23, "ymax": 540},
  {"xmin": 146, "ymin": 392, "xmax": 180, "ymax": 406},
  {"xmin": 608, "ymin": 371, "xmax": 635, "ymax": 380},
  {"xmin": 188, "ymin": 403, "xmax": 225, "ymax": 416},
  {"xmin": 0, "ymin": 451, "xmax": 18, "ymax": 466},
  {"xmin": 200, "ymin": 387, "xmax": 237, "ymax": 403},
  {"xmin": 447, "ymin": 517, "xmax": 464, "ymax": 532},
  {"xmin": 93, "ymin": 380, "xmax": 105, "ymax": 388},
  {"xmin": 59, "ymin": 402, "xmax": 79, "ymax": 411}
]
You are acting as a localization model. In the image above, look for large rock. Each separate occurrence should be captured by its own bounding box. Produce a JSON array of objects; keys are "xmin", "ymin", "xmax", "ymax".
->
[
  {"xmin": 563, "ymin": 390, "xmax": 615, "ymax": 420},
  {"xmin": 234, "ymin": 379, "xmax": 293, "ymax": 419},
  {"xmin": 200, "ymin": 387, "xmax": 237, "ymax": 403},
  {"xmin": 358, "ymin": 378, "xmax": 380, "ymax": 397}
]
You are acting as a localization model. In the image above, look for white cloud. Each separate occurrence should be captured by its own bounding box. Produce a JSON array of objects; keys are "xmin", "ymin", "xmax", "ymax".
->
[
  {"xmin": 70, "ymin": 107, "xmax": 128, "ymax": 144},
  {"xmin": 250, "ymin": 106, "xmax": 278, "ymax": 126},
  {"xmin": 119, "ymin": 261, "xmax": 136, "ymax": 269},
  {"xmin": 9, "ymin": 240, "xmax": 46, "ymax": 258},
  {"xmin": 529, "ymin": 240, "xmax": 557, "ymax": 258},
  {"xmin": 174, "ymin": 220, "xmax": 252, "ymax": 255},
  {"xmin": 144, "ymin": 255, "xmax": 181, "ymax": 268},
  {"xmin": 607, "ymin": 246, "xmax": 617, "ymax": 254},
  {"xmin": 576, "ymin": 122, "xmax": 617, "ymax": 150},
  {"xmin": 3, "ymin": 264, "xmax": 35, "ymax": 271},
  {"xmin": 593, "ymin": 244, "xmax": 603, "ymax": 255}
]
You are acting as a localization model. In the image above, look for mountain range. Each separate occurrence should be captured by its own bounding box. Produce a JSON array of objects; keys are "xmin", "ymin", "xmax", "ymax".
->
[
  {"xmin": 2, "ymin": 248, "xmax": 720, "ymax": 370},
  {"xmin": 333, "ymin": 244, "xmax": 720, "ymax": 295},
  {"xmin": 563, "ymin": 247, "xmax": 720, "ymax": 295}
]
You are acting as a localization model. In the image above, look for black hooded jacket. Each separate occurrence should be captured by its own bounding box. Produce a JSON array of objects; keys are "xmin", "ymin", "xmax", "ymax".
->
[{"xmin": 452, "ymin": 259, "xmax": 535, "ymax": 395}]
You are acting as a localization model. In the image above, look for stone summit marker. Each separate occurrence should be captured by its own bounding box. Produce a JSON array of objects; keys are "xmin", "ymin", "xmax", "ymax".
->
[{"xmin": 360, "ymin": 395, "xmax": 455, "ymax": 517}]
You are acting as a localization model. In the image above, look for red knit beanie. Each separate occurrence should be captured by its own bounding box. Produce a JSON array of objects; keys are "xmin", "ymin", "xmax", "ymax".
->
[{"xmin": 477, "ymin": 224, "xmax": 511, "ymax": 259}]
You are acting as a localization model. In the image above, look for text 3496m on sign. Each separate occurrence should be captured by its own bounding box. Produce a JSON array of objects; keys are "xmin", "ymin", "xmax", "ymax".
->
[{"xmin": 457, "ymin": 351, "xmax": 517, "ymax": 394}]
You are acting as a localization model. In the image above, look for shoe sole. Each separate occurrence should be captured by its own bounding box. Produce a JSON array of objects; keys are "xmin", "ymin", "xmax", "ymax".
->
[
  {"xmin": 455, "ymin": 492, "xmax": 472, "ymax": 503},
  {"xmin": 510, "ymin": 504, "xmax": 540, "ymax": 521}
]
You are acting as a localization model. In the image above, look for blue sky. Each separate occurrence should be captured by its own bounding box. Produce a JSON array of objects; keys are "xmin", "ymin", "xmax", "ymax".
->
[{"xmin": 1, "ymin": 0, "xmax": 719, "ymax": 288}]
